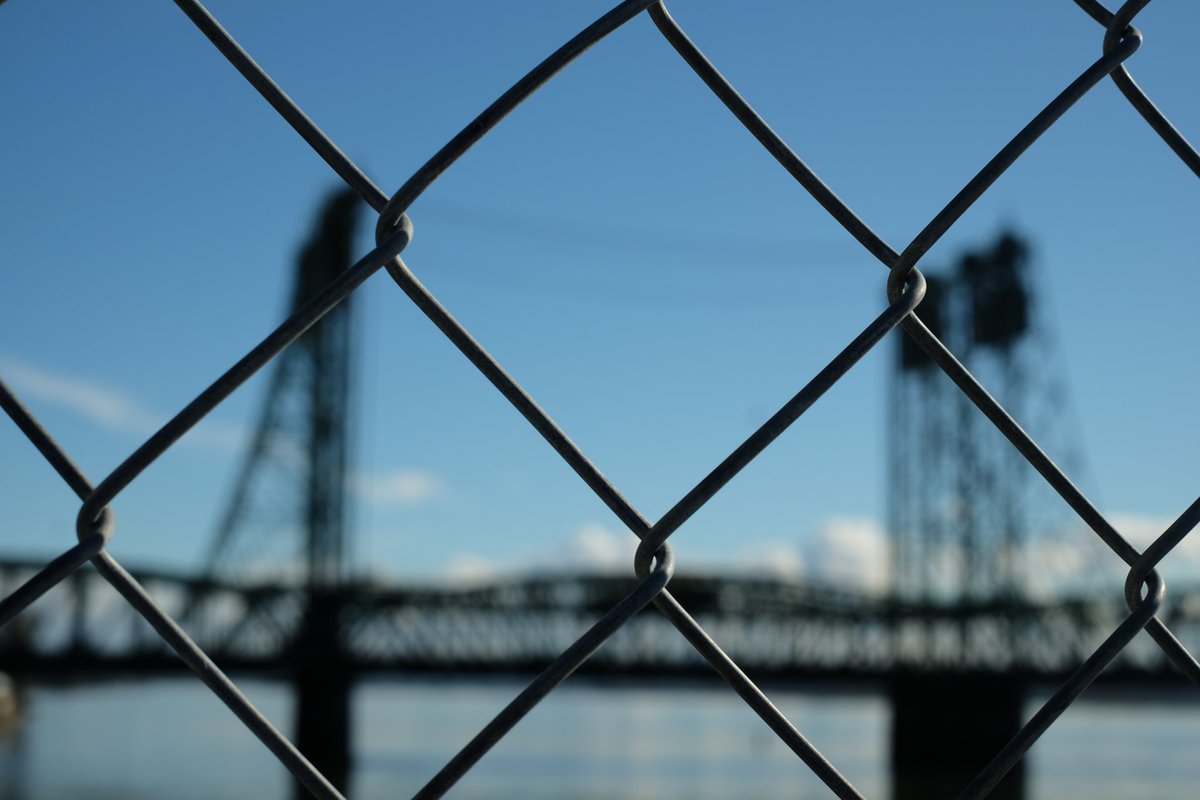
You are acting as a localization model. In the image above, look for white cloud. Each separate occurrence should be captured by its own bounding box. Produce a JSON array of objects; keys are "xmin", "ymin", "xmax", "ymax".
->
[
  {"xmin": 439, "ymin": 522, "xmax": 637, "ymax": 585},
  {"xmin": 1004, "ymin": 511, "xmax": 1200, "ymax": 601},
  {"xmin": 1107, "ymin": 511, "xmax": 1200, "ymax": 578},
  {"xmin": 1015, "ymin": 511, "xmax": 1200, "ymax": 596},
  {"xmin": 1016, "ymin": 538, "xmax": 1097, "ymax": 599},
  {"xmin": 1, "ymin": 355, "xmax": 246, "ymax": 451},
  {"xmin": 351, "ymin": 468, "xmax": 444, "ymax": 507},
  {"xmin": 2, "ymin": 355, "xmax": 161, "ymax": 434},
  {"xmin": 1109, "ymin": 513, "xmax": 1184, "ymax": 550},
  {"xmin": 434, "ymin": 521, "xmax": 825, "ymax": 586},
  {"xmin": 805, "ymin": 516, "xmax": 890, "ymax": 595},
  {"xmin": 559, "ymin": 521, "xmax": 634, "ymax": 571},
  {"xmin": 806, "ymin": 511, "xmax": 1200, "ymax": 600},
  {"xmin": 2, "ymin": 356, "xmax": 452, "ymax": 514},
  {"xmin": 793, "ymin": 512, "xmax": 1200, "ymax": 600},
  {"xmin": 726, "ymin": 540, "xmax": 806, "ymax": 578},
  {"xmin": 443, "ymin": 552, "xmax": 502, "ymax": 585},
  {"xmin": 430, "ymin": 511, "xmax": 1200, "ymax": 595}
]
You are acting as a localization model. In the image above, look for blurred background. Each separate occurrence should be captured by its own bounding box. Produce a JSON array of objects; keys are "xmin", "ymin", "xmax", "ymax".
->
[{"xmin": 1, "ymin": 1, "xmax": 1199, "ymax": 798}]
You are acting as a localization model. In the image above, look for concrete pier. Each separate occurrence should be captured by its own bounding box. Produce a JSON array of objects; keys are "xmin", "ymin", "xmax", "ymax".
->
[
  {"xmin": 890, "ymin": 672, "xmax": 1025, "ymax": 800},
  {"xmin": 292, "ymin": 591, "xmax": 352, "ymax": 799}
]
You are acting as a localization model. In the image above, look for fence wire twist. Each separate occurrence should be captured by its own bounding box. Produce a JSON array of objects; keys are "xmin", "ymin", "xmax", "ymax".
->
[{"xmin": 3, "ymin": 1, "xmax": 1200, "ymax": 798}]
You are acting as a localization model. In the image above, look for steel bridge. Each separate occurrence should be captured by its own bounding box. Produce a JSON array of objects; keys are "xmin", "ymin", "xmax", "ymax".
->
[
  {"xmin": 3, "ymin": 556, "xmax": 1198, "ymax": 683},
  {"xmin": 3, "ymin": 195, "xmax": 1191, "ymax": 800}
]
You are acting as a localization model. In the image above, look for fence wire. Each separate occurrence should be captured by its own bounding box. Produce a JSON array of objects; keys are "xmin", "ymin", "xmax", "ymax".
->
[{"xmin": 3, "ymin": 1, "xmax": 1200, "ymax": 798}]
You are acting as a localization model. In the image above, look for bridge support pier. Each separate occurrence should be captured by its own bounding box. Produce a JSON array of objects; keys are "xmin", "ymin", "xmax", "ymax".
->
[
  {"xmin": 890, "ymin": 672, "xmax": 1025, "ymax": 800},
  {"xmin": 293, "ymin": 591, "xmax": 352, "ymax": 799}
]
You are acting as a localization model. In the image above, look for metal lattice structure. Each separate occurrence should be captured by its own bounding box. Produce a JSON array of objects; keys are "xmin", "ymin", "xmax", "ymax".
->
[
  {"xmin": 204, "ymin": 189, "xmax": 360, "ymax": 591},
  {"xmin": 6, "ymin": 560, "xmax": 1200, "ymax": 679},
  {"xmin": 2, "ymin": 1, "xmax": 1199, "ymax": 798},
  {"xmin": 889, "ymin": 231, "xmax": 1082, "ymax": 608}
]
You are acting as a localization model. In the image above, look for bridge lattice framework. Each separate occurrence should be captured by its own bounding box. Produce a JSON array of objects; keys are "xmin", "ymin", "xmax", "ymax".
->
[{"xmin": 3, "ymin": 561, "xmax": 1199, "ymax": 679}]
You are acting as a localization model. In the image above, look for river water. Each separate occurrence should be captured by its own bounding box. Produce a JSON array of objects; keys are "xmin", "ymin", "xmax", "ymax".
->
[{"xmin": 0, "ymin": 678, "xmax": 1197, "ymax": 799}]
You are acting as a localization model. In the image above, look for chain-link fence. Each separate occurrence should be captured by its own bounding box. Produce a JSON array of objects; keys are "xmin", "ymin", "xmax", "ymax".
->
[{"xmin": 2, "ymin": 1, "xmax": 1199, "ymax": 798}]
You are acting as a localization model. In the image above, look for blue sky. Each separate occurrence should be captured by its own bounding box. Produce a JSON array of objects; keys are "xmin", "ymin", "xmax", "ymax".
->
[{"xmin": 2, "ymin": 1, "xmax": 1198, "ymax": 590}]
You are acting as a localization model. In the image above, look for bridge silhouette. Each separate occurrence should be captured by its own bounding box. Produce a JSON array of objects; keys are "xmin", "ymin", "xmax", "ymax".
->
[
  {"xmin": 2, "ymin": 558, "xmax": 1199, "ymax": 681},
  {"xmin": 3, "ymin": 191, "xmax": 1196, "ymax": 800}
]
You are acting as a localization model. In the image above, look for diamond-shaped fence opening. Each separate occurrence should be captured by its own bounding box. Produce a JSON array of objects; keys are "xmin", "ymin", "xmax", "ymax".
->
[{"xmin": 2, "ymin": 1, "xmax": 1200, "ymax": 799}]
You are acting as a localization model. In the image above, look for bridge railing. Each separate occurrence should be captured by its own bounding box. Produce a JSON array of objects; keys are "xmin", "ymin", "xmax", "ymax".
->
[{"xmin": 3, "ymin": 1, "xmax": 1200, "ymax": 799}]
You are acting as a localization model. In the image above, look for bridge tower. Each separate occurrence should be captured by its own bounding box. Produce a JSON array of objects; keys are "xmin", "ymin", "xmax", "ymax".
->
[
  {"xmin": 890, "ymin": 231, "xmax": 1058, "ymax": 607},
  {"xmin": 204, "ymin": 188, "xmax": 360, "ymax": 796},
  {"xmin": 886, "ymin": 231, "xmax": 1072, "ymax": 799}
]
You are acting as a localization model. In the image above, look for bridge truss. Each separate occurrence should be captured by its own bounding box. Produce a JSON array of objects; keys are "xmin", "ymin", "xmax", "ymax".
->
[{"xmin": 4, "ymin": 559, "xmax": 1199, "ymax": 681}]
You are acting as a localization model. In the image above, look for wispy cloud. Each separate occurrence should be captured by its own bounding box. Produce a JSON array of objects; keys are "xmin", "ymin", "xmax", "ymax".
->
[
  {"xmin": 1, "ymin": 354, "xmax": 247, "ymax": 451},
  {"xmin": 438, "ymin": 522, "xmax": 813, "ymax": 585},
  {"xmin": 437, "ymin": 520, "xmax": 856, "ymax": 587},
  {"xmin": 441, "ymin": 521, "xmax": 637, "ymax": 584},
  {"xmin": 2, "ymin": 355, "xmax": 161, "ymax": 434},
  {"xmin": 1107, "ymin": 512, "xmax": 1200, "ymax": 574},
  {"xmin": 350, "ymin": 468, "xmax": 445, "ymax": 508},
  {"xmin": 443, "ymin": 552, "xmax": 503, "ymax": 584},
  {"xmin": 1109, "ymin": 513, "xmax": 1183, "ymax": 549},
  {"xmin": 2, "ymin": 355, "xmax": 456, "ymax": 514},
  {"xmin": 432, "ymin": 508, "xmax": 1200, "ymax": 595}
]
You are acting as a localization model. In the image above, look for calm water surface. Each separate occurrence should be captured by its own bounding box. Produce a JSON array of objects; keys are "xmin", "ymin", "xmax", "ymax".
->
[{"xmin": 0, "ymin": 678, "xmax": 1196, "ymax": 799}]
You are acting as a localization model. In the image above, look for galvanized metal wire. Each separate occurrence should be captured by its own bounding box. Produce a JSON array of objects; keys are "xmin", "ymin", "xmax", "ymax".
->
[{"xmin": 3, "ymin": 1, "xmax": 1199, "ymax": 798}]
